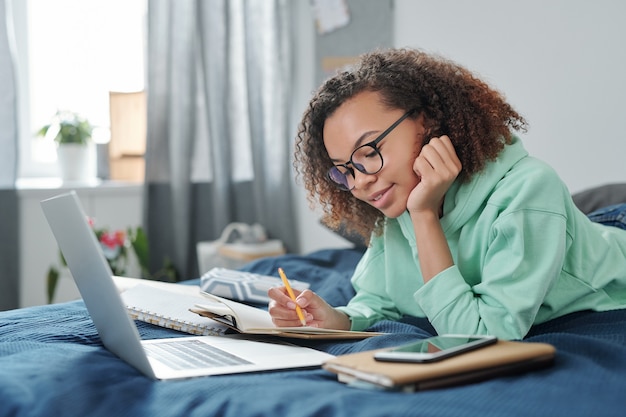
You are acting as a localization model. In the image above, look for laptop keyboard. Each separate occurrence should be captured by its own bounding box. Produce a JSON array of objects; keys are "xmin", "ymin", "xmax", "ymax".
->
[{"xmin": 144, "ymin": 339, "xmax": 252, "ymax": 370}]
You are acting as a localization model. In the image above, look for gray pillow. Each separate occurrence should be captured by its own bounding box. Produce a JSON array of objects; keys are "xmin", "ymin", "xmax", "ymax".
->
[{"xmin": 572, "ymin": 183, "xmax": 626, "ymax": 214}]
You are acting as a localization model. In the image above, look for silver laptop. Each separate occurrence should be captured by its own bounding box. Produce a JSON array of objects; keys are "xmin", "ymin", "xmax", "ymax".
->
[{"xmin": 41, "ymin": 191, "xmax": 333, "ymax": 380}]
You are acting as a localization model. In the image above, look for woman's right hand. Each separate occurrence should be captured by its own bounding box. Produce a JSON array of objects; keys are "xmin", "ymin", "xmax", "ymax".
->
[{"xmin": 267, "ymin": 287, "xmax": 351, "ymax": 330}]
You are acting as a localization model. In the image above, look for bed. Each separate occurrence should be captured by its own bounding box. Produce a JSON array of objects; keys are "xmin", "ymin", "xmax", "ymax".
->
[{"xmin": 1, "ymin": 185, "xmax": 626, "ymax": 417}]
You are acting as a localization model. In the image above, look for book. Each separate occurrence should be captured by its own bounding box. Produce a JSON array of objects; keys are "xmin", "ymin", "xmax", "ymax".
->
[
  {"xmin": 120, "ymin": 282, "xmax": 380, "ymax": 340},
  {"xmin": 322, "ymin": 340, "xmax": 556, "ymax": 391}
]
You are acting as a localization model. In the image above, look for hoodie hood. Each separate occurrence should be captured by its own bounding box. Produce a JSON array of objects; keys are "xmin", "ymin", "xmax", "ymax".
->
[
  {"xmin": 396, "ymin": 135, "xmax": 529, "ymax": 239},
  {"xmin": 440, "ymin": 136, "xmax": 529, "ymax": 234}
]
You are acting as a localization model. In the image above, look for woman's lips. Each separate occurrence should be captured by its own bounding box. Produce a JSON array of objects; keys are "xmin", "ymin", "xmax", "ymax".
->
[{"xmin": 368, "ymin": 185, "xmax": 393, "ymax": 207}]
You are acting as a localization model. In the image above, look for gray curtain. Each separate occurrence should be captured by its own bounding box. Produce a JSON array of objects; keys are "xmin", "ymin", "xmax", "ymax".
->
[
  {"xmin": 145, "ymin": 0, "xmax": 299, "ymax": 280},
  {"xmin": 0, "ymin": 0, "xmax": 20, "ymax": 310}
]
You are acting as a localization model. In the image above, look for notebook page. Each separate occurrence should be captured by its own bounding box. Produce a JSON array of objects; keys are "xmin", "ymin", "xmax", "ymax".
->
[
  {"xmin": 121, "ymin": 284, "xmax": 230, "ymax": 336},
  {"xmin": 195, "ymin": 291, "xmax": 276, "ymax": 331}
]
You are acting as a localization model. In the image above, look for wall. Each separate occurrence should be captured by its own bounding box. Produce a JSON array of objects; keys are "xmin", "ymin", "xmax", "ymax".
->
[
  {"xmin": 394, "ymin": 0, "xmax": 626, "ymax": 194},
  {"xmin": 291, "ymin": 1, "xmax": 353, "ymax": 254},
  {"xmin": 292, "ymin": 1, "xmax": 394, "ymax": 254}
]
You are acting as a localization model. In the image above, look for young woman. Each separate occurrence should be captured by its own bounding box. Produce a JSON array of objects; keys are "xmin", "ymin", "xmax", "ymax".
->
[{"xmin": 268, "ymin": 48, "xmax": 626, "ymax": 340}]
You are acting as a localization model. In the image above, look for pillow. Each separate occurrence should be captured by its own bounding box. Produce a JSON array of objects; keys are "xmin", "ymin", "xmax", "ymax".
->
[{"xmin": 572, "ymin": 183, "xmax": 626, "ymax": 214}]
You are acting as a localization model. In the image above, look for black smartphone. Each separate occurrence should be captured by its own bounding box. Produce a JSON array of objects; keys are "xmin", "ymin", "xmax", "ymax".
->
[{"xmin": 374, "ymin": 334, "xmax": 497, "ymax": 363}]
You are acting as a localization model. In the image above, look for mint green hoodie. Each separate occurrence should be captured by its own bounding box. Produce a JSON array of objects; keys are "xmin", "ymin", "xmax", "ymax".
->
[{"xmin": 337, "ymin": 137, "xmax": 626, "ymax": 340}]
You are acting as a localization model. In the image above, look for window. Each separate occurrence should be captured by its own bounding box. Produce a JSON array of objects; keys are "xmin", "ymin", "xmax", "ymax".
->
[{"xmin": 13, "ymin": 0, "xmax": 146, "ymax": 179}]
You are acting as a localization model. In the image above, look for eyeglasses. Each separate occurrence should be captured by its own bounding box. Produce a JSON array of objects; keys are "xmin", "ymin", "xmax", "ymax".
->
[{"xmin": 327, "ymin": 109, "xmax": 416, "ymax": 191}]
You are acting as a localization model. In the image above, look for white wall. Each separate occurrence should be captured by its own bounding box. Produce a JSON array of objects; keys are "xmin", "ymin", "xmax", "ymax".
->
[
  {"xmin": 292, "ymin": 1, "xmax": 355, "ymax": 254},
  {"xmin": 395, "ymin": 0, "xmax": 626, "ymax": 194}
]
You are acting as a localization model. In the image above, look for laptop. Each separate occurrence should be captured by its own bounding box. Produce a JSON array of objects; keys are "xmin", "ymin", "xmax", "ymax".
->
[{"xmin": 41, "ymin": 191, "xmax": 333, "ymax": 380}]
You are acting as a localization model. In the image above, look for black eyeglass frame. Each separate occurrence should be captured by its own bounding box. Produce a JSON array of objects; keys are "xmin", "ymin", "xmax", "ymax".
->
[{"xmin": 327, "ymin": 108, "xmax": 417, "ymax": 191}]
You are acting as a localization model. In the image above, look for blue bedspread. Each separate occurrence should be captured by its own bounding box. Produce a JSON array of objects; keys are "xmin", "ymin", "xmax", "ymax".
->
[{"xmin": 1, "ymin": 248, "xmax": 625, "ymax": 417}]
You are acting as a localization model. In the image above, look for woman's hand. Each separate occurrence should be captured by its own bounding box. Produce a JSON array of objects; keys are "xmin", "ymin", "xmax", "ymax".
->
[
  {"xmin": 407, "ymin": 135, "xmax": 462, "ymax": 216},
  {"xmin": 408, "ymin": 135, "xmax": 461, "ymax": 283},
  {"xmin": 267, "ymin": 287, "xmax": 351, "ymax": 330}
]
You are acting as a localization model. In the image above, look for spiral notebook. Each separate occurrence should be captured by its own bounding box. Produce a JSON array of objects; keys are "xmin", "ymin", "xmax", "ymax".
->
[{"xmin": 121, "ymin": 284, "xmax": 230, "ymax": 336}]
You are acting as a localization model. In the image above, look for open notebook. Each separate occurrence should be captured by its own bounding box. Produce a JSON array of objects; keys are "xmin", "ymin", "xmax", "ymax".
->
[
  {"xmin": 41, "ymin": 191, "xmax": 334, "ymax": 380},
  {"xmin": 191, "ymin": 290, "xmax": 381, "ymax": 339},
  {"xmin": 120, "ymin": 282, "xmax": 380, "ymax": 340},
  {"xmin": 120, "ymin": 284, "xmax": 231, "ymax": 336}
]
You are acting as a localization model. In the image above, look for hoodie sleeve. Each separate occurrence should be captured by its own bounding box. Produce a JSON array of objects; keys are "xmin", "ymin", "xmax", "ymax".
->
[
  {"xmin": 415, "ymin": 208, "xmax": 567, "ymax": 340},
  {"xmin": 335, "ymin": 232, "xmax": 404, "ymax": 331}
]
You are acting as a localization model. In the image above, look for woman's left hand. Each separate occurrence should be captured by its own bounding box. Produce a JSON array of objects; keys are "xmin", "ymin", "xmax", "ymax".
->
[{"xmin": 407, "ymin": 135, "xmax": 462, "ymax": 216}]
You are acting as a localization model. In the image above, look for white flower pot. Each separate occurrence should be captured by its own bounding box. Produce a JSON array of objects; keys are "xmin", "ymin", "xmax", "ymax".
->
[{"xmin": 56, "ymin": 143, "xmax": 92, "ymax": 181}]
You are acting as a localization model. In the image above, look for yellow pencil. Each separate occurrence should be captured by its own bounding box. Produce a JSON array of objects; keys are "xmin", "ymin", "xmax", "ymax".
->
[{"xmin": 278, "ymin": 267, "xmax": 307, "ymax": 326}]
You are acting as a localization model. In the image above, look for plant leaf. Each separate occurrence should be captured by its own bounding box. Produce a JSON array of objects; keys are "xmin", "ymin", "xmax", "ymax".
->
[
  {"xmin": 129, "ymin": 226, "xmax": 150, "ymax": 277},
  {"xmin": 47, "ymin": 267, "xmax": 60, "ymax": 304}
]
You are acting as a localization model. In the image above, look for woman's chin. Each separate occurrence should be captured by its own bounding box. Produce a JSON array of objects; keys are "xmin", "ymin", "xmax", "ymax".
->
[{"xmin": 379, "ymin": 205, "xmax": 407, "ymax": 219}]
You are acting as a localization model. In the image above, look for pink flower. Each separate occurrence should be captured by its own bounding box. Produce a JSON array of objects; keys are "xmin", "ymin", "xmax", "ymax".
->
[{"xmin": 99, "ymin": 230, "xmax": 126, "ymax": 249}]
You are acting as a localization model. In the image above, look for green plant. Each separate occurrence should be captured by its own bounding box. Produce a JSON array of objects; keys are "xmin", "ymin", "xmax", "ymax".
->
[
  {"xmin": 46, "ymin": 220, "xmax": 179, "ymax": 303},
  {"xmin": 127, "ymin": 226, "xmax": 179, "ymax": 283},
  {"xmin": 37, "ymin": 110, "xmax": 94, "ymax": 145}
]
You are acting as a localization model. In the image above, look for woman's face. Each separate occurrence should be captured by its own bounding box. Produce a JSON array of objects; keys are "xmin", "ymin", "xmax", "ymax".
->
[{"xmin": 323, "ymin": 91, "xmax": 427, "ymax": 218}]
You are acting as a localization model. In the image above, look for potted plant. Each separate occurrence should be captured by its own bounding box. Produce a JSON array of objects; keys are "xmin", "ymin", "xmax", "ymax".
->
[{"xmin": 37, "ymin": 110, "xmax": 95, "ymax": 181}]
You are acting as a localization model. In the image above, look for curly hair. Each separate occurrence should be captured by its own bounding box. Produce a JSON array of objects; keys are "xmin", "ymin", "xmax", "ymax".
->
[{"xmin": 294, "ymin": 48, "xmax": 527, "ymax": 245}]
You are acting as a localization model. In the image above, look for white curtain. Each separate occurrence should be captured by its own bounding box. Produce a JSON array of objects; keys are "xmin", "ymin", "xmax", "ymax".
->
[
  {"xmin": 0, "ymin": 0, "xmax": 20, "ymax": 310},
  {"xmin": 145, "ymin": 0, "xmax": 298, "ymax": 280}
]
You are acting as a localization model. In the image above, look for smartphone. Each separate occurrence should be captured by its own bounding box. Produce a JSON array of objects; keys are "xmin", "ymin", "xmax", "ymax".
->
[{"xmin": 374, "ymin": 334, "xmax": 497, "ymax": 363}]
